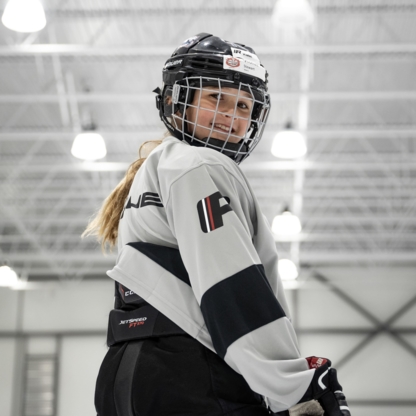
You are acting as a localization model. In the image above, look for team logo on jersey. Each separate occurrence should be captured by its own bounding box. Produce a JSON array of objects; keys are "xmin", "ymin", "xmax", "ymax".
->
[
  {"xmin": 197, "ymin": 192, "xmax": 232, "ymax": 233},
  {"xmin": 121, "ymin": 192, "xmax": 163, "ymax": 218}
]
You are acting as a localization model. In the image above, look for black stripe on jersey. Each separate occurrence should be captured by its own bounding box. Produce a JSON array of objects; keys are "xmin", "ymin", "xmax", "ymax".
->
[
  {"xmin": 128, "ymin": 242, "xmax": 191, "ymax": 286},
  {"xmin": 200, "ymin": 264, "xmax": 286, "ymax": 359}
]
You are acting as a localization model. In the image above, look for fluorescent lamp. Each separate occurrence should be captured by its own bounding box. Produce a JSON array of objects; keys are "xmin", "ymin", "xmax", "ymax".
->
[
  {"xmin": 278, "ymin": 259, "xmax": 299, "ymax": 280},
  {"xmin": 272, "ymin": 0, "xmax": 314, "ymax": 28},
  {"xmin": 71, "ymin": 132, "xmax": 107, "ymax": 161},
  {"xmin": 0, "ymin": 265, "xmax": 19, "ymax": 287},
  {"xmin": 272, "ymin": 211, "xmax": 302, "ymax": 235},
  {"xmin": 271, "ymin": 126, "xmax": 307, "ymax": 159},
  {"xmin": 2, "ymin": 0, "xmax": 46, "ymax": 33}
]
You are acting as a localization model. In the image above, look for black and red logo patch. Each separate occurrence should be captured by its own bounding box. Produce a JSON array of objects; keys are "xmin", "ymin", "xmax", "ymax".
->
[{"xmin": 197, "ymin": 192, "xmax": 232, "ymax": 233}]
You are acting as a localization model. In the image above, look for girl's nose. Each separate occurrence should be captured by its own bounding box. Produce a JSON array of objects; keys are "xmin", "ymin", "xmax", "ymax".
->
[{"xmin": 220, "ymin": 101, "xmax": 236, "ymax": 116}]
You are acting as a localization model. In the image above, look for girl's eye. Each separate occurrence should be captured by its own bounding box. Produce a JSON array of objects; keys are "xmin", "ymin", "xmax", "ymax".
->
[
  {"xmin": 210, "ymin": 93, "xmax": 222, "ymax": 100},
  {"xmin": 238, "ymin": 102, "xmax": 250, "ymax": 109}
]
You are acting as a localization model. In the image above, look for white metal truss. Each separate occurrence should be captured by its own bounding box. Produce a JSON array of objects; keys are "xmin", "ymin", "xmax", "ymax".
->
[{"xmin": 0, "ymin": 0, "xmax": 415, "ymax": 280}]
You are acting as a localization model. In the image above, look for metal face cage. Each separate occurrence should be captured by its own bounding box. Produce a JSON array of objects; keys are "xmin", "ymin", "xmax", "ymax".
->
[{"xmin": 164, "ymin": 77, "xmax": 271, "ymax": 164}]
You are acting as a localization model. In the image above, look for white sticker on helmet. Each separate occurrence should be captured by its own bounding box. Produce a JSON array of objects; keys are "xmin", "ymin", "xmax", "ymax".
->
[
  {"xmin": 223, "ymin": 56, "xmax": 266, "ymax": 82},
  {"xmin": 172, "ymin": 84, "xmax": 181, "ymax": 104},
  {"xmin": 172, "ymin": 35, "xmax": 200, "ymax": 55},
  {"xmin": 231, "ymin": 47, "xmax": 260, "ymax": 63},
  {"xmin": 179, "ymin": 35, "xmax": 199, "ymax": 48}
]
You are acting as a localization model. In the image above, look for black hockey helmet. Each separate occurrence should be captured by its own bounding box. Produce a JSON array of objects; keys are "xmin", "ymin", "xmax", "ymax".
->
[{"xmin": 154, "ymin": 33, "xmax": 271, "ymax": 164}]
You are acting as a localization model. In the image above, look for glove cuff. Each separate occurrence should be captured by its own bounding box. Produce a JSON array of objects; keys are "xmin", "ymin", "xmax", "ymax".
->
[{"xmin": 299, "ymin": 356, "xmax": 333, "ymax": 402}]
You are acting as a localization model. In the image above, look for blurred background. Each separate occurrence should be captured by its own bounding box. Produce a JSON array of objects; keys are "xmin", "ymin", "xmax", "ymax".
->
[{"xmin": 0, "ymin": 0, "xmax": 415, "ymax": 415}]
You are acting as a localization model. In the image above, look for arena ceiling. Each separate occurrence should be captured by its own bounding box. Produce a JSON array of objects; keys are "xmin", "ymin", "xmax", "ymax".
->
[{"xmin": 1, "ymin": 0, "xmax": 415, "ymax": 281}]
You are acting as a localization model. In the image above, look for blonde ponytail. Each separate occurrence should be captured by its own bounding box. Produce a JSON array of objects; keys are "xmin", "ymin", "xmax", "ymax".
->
[{"xmin": 83, "ymin": 139, "xmax": 163, "ymax": 251}]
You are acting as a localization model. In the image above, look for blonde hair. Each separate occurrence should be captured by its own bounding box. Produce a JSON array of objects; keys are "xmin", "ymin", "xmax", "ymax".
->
[{"xmin": 83, "ymin": 139, "xmax": 163, "ymax": 251}]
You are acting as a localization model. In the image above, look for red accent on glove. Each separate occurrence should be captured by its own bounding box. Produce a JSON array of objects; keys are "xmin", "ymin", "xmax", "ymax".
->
[{"xmin": 306, "ymin": 356, "xmax": 329, "ymax": 369}]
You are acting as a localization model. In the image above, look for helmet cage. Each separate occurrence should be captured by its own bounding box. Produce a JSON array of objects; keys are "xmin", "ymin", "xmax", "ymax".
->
[{"xmin": 160, "ymin": 76, "xmax": 270, "ymax": 164}]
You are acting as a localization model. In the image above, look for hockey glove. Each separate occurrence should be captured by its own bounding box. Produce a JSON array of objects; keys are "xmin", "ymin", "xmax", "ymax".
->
[
  {"xmin": 289, "ymin": 400, "xmax": 323, "ymax": 415},
  {"xmin": 300, "ymin": 357, "xmax": 351, "ymax": 416}
]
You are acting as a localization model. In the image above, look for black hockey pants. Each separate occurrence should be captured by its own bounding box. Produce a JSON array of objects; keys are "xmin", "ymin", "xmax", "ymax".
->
[{"xmin": 95, "ymin": 334, "xmax": 274, "ymax": 416}]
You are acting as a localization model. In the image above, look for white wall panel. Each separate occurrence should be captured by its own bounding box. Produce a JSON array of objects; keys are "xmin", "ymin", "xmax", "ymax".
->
[
  {"xmin": 352, "ymin": 407, "xmax": 416, "ymax": 416},
  {"xmin": 316, "ymin": 267, "xmax": 416, "ymax": 322},
  {"xmin": 22, "ymin": 280, "xmax": 113, "ymax": 332},
  {"xmin": 297, "ymin": 284, "xmax": 373, "ymax": 328},
  {"xmin": 402, "ymin": 334, "xmax": 416, "ymax": 349},
  {"xmin": 340, "ymin": 334, "xmax": 416, "ymax": 400},
  {"xmin": 27, "ymin": 336, "xmax": 57, "ymax": 354},
  {"xmin": 393, "ymin": 305, "xmax": 416, "ymax": 327},
  {"xmin": 298, "ymin": 333, "xmax": 365, "ymax": 366},
  {"xmin": 57, "ymin": 336, "xmax": 107, "ymax": 416},
  {"xmin": 0, "ymin": 338, "xmax": 17, "ymax": 416},
  {"xmin": 0, "ymin": 288, "xmax": 19, "ymax": 331}
]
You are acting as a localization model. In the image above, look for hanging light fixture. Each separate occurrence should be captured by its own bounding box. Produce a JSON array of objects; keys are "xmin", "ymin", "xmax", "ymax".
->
[
  {"xmin": 271, "ymin": 121, "xmax": 307, "ymax": 159},
  {"xmin": 272, "ymin": 207, "xmax": 302, "ymax": 235},
  {"xmin": 2, "ymin": 0, "xmax": 46, "ymax": 33},
  {"xmin": 71, "ymin": 132, "xmax": 107, "ymax": 161},
  {"xmin": 71, "ymin": 123, "xmax": 107, "ymax": 161},
  {"xmin": 0, "ymin": 265, "xmax": 19, "ymax": 287},
  {"xmin": 272, "ymin": 0, "xmax": 314, "ymax": 28},
  {"xmin": 278, "ymin": 259, "xmax": 299, "ymax": 281}
]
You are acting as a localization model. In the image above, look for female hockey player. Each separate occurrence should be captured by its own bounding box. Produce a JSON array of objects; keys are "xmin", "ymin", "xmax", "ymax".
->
[{"xmin": 85, "ymin": 33, "xmax": 351, "ymax": 416}]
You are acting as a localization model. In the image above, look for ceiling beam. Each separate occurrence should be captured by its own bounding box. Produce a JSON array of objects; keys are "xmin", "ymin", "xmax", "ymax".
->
[
  {"xmin": 4, "ymin": 188, "xmax": 415, "ymax": 199},
  {"xmin": 2, "ymin": 232, "xmax": 416, "ymax": 243},
  {"xmin": 242, "ymin": 161, "xmax": 416, "ymax": 172},
  {"xmin": 2, "ymin": 90, "xmax": 416, "ymax": 104},
  {"xmin": 2, "ymin": 160, "xmax": 414, "ymax": 172},
  {"xmin": 4, "ymin": 251, "xmax": 415, "ymax": 264},
  {"xmin": 2, "ymin": 128, "xmax": 416, "ymax": 141},
  {"xmin": 1, "ymin": 43, "xmax": 416, "ymax": 56},
  {"xmin": 3, "ymin": 216, "xmax": 416, "ymax": 225},
  {"xmin": 273, "ymin": 233, "xmax": 416, "ymax": 243}
]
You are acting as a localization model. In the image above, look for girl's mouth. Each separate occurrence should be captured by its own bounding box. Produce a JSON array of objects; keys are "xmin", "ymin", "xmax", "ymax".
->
[{"xmin": 212, "ymin": 123, "xmax": 234, "ymax": 133}]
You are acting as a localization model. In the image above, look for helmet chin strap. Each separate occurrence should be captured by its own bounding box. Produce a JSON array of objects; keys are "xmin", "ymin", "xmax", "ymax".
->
[{"xmin": 188, "ymin": 136, "xmax": 249, "ymax": 163}]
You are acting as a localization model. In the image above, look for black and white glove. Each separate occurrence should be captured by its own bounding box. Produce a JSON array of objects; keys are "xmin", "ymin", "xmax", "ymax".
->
[
  {"xmin": 299, "ymin": 357, "xmax": 351, "ymax": 416},
  {"xmin": 289, "ymin": 400, "xmax": 323, "ymax": 415}
]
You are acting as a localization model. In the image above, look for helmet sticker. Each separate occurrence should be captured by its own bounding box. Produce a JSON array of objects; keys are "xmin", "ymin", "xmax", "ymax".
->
[
  {"xmin": 225, "ymin": 57, "xmax": 240, "ymax": 68},
  {"xmin": 179, "ymin": 35, "xmax": 199, "ymax": 48},
  {"xmin": 223, "ymin": 56, "xmax": 266, "ymax": 82},
  {"xmin": 172, "ymin": 84, "xmax": 181, "ymax": 104},
  {"xmin": 231, "ymin": 47, "xmax": 260, "ymax": 63},
  {"xmin": 171, "ymin": 35, "xmax": 200, "ymax": 56}
]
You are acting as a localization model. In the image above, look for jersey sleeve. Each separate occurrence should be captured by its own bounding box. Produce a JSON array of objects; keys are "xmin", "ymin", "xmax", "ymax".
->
[{"xmin": 160, "ymin": 161, "xmax": 314, "ymax": 412}]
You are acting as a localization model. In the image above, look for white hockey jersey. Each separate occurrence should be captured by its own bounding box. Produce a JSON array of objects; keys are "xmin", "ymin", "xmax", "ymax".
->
[{"xmin": 107, "ymin": 135, "xmax": 314, "ymax": 413}]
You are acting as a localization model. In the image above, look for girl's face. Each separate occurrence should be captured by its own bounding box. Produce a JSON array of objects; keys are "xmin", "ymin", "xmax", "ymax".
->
[{"xmin": 185, "ymin": 86, "xmax": 254, "ymax": 143}]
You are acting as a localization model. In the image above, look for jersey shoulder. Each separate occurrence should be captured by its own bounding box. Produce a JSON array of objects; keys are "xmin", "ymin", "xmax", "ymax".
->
[{"xmin": 155, "ymin": 136, "xmax": 241, "ymax": 179}]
